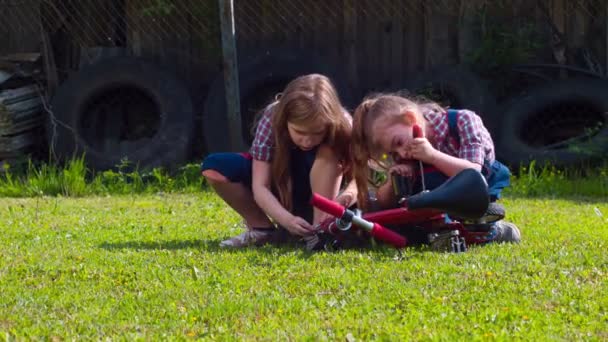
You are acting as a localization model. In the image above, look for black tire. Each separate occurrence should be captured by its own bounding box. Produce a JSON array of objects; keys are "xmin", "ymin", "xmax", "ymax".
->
[
  {"xmin": 403, "ymin": 66, "xmax": 499, "ymax": 136},
  {"xmin": 497, "ymin": 78, "xmax": 608, "ymax": 168},
  {"xmin": 48, "ymin": 57, "xmax": 195, "ymax": 171},
  {"xmin": 203, "ymin": 48, "xmax": 353, "ymax": 153}
]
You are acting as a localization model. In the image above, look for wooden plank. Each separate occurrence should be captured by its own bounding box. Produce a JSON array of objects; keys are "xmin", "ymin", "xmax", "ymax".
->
[
  {"xmin": 0, "ymin": 117, "xmax": 43, "ymax": 136},
  {"xmin": 0, "ymin": 98, "xmax": 43, "ymax": 119},
  {"xmin": 0, "ymin": 85, "xmax": 40, "ymax": 104},
  {"xmin": 261, "ymin": 0, "xmax": 273, "ymax": 45},
  {"xmin": 380, "ymin": 1, "xmax": 392, "ymax": 90},
  {"xmin": 0, "ymin": 130, "xmax": 41, "ymax": 156},
  {"xmin": 343, "ymin": 0, "xmax": 359, "ymax": 100},
  {"xmin": 425, "ymin": 2, "xmax": 452, "ymax": 68},
  {"xmin": 0, "ymin": 9, "xmax": 10, "ymax": 56},
  {"xmin": 567, "ymin": 1, "xmax": 587, "ymax": 50},
  {"xmin": 0, "ymin": 53, "xmax": 41, "ymax": 63},
  {"xmin": 326, "ymin": 1, "xmax": 341, "ymax": 71},
  {"xmin": 446, "ymin": 2, "xmax": 460, "ymax": 66},
  {"xmin": 356, "ymin": 1, "xmax": 370, "ymax": 94},
  {"xmin": 312, "ymin": 1, "xmax": 325, "ymax": 61},
  {"xmin": 423, "ymin": 1, "xmax": 432, "ymax": 69},
  {"xmin": 390, "ymin": 4, "xmax": 404, "ymax": 89},
  {"xmin": 551, "ymin": 0, "xmax": 567, "ymax": 64},
  {"xmin": 218, "ymin": 0, "xmax": 244, "ymax": 152},
  {"xmin": 0, "ymin": 82, "xmax": 44, "ymax": 137},
  {"xmin": 125, "ymin": 0, "xmax": 142, "ymax": 56},
  {"xmin": 404, "ymin": 2, "xmax": 422, "ymax": 73},
  {"xmin": 457, "ymin": 0, "xmax": 477, "ymax": 64},
  {"xmin": 41, "ymin": 21, "xmax": 59, "ymax": 97},
  {"xmin": 364, "ymin": 0, "xmax": 377, "ymax": 89},
  {"xmin": 0, "ymin": 106, "xmax": 43, "ymax": 127},
  {"xmin": 0, "ymin": 3, "xmax": 40, "ymax": 54}
]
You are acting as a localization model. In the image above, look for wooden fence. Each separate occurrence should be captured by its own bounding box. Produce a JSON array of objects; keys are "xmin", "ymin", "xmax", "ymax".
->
[{"xmin": 2, "ymin": 0, "xmax": 606, "ymax": 98}]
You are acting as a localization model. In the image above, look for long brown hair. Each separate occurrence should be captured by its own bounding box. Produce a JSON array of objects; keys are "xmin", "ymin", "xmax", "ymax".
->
[
  {"xmin": 271, "ymin": 74, "xmax": 352, "ymax": 211},
  {"xmin": 351, "ymin": 93, "xmax": 443, "ymax": 210}
]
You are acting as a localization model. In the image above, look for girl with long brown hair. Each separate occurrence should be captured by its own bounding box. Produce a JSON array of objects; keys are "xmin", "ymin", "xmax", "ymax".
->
[{"xmin": 201, "ymin": 74, "xmax": 356, "ymax": 248}]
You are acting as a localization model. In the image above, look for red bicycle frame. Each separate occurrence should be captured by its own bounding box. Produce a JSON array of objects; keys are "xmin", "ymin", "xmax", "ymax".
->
[{"xmin": 310, "ymin": 168, "xmax": 494, "ymax": 252}]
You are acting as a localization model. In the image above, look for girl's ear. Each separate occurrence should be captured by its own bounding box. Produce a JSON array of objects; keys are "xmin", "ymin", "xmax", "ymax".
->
[{"xmin": 403, "ymin": 110, "xmax": 417, "ymax": 124}]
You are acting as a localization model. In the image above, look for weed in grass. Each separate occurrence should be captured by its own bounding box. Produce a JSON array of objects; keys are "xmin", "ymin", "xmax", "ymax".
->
[
  {"xmin": 0, "ymin": 156, "xmax": 207, "ymax": 197},
  {"xmin": 1, "ymin": 156, "xmax": 605, "ymax": 198},
  {"xmin": 505, "ymin": 160, "xmax": 608, "ymax": 199}
]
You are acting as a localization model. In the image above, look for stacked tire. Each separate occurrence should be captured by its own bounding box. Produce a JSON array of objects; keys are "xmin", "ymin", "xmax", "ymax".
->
[
  {"xmin": 496, "ymin": 78, "xmax": 608, "ymax": 168},
  {"xmin": 48, "ymin": 57, "xmax": 195, "ymax": 171}
]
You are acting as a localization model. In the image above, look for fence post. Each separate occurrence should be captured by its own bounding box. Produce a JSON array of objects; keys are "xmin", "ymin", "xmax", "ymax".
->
[{"xmin": 218, "ymin": 0, "xmax": 243, "ymax": 151}]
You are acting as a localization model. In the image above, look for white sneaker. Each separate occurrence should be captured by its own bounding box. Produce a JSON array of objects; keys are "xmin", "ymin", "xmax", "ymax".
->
[{"xmin": 219, "ymin": 229, "xmax": 274, "ymax": 248}]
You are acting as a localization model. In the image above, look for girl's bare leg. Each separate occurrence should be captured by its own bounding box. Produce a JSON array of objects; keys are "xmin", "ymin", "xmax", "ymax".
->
[{"xmin": 202, "ymin": 170, "xmax": 272, "ymax": 228}]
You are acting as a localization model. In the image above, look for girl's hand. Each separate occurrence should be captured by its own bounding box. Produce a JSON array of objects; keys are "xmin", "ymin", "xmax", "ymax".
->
[
  {"xmin": 408, "ymin": 138, "xmax": 437, "ymax": 164},
  {"xmin": 282, "ymin": 215, "xmax": 315, "ymax": 236},
  {"xmin": 389, "ymin": 163, "xmax": 415, "ymax": 177}
]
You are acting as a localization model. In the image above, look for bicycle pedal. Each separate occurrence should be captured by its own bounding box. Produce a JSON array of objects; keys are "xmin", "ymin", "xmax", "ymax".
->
[{"xmin": 429, "ymin": 230, "xmax": 467, "ymax": 253}]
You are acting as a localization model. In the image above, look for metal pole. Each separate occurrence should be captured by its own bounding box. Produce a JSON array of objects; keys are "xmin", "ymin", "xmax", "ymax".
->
[{"xmin": 219, "ymin": 0, "xmax": 243, "ymax": 151}]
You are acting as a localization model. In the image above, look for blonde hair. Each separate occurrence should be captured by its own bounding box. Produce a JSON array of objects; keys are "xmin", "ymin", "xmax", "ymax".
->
[
  {"xmin": 351, "ymin": 93, "xmax": 443, "ymax": 210},
  {"xmin": 271, "ymin": 74, "xmax": 352, "ymax": 211}
]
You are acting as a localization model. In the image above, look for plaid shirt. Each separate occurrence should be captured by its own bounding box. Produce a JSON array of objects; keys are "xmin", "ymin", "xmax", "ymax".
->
[
  {"xmin": 423, "ymin": 109, "xmax": 495, "ymax": 166},
  {"xmin": 250, "ymin": 103, "xmax": 352, "ymax": 161}
]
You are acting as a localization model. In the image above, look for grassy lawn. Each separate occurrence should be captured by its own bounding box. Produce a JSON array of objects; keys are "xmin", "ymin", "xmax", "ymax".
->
[{"xmin": 1, "ymin": 189, "xmax": 607, "ymax": 340}]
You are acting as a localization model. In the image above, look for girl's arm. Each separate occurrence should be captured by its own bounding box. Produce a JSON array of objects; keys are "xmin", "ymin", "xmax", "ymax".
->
[
  {"xmin": 309, "ymin": 145, "xmax": 345, "ymax": 225},
  {"xmin": 410, "ymin": 138, "xmax": 482, "ymax": 177},
  {"xmin": 335, "ymin": 178, "xmax": 358, "ymax": 208},
  {"xmin": 429, "ymin": 150, "xmax": 481, "ymax": 177},
  {"xmin": 251, "ymin": 159, "xmax": 313, "ymax": 236}
]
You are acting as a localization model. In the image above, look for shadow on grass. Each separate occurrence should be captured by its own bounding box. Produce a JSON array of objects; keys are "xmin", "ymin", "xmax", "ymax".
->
[
  {"xmin": 99, "ymin": 238, "xmax": 320, "ymax": 256},
  {"xmin": 99, "ymin": 238, "xmax": 259, "ymax": 253},
  {"xmin": 98, "ymin": 237, "xmax": 410, "ymax": 259}
]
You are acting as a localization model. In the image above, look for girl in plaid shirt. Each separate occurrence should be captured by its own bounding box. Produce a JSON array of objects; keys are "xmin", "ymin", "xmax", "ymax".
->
[
  {"xmin": 351, "ymin": 94, "xmax": 520, "ymax": 244},
  {"xmin": 201, "ymin": 74, "xmax": 357, "ymax": 248}
]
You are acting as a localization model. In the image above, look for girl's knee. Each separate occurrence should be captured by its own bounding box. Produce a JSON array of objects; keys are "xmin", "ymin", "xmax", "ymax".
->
[
  {"xmin": 201, "ymin": 152, "xmax": 252, "ymax": 185},
  {"xmin": 201, "ymin": 169, "xmax": 229, "ymax": 183},
  {"xmin": 201, "ymin": 153, "xmax": 231, "ymax": 183}
]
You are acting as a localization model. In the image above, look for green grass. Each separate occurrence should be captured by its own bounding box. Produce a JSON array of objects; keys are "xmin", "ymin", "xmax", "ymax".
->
[
  {"xmin": 1, "ymin": 191, "xmax": 607, "ymax": 340},
  {"xmin": 506, "ymin": 161, "xmax": 608, "ymax": 198},
  {"xmin": 1, "ymin": 159, "xmax": 607, "ymax": 339},
  {"xmin": 0, "ymin": 157, "xmax": 205, "ymax": 197},
  {"xmin": 1, "ymin": 157, "xmax": 607, "ymax": 198}
]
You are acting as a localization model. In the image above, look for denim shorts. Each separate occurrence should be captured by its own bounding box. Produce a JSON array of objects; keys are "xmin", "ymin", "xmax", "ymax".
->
[{"xmin": 201, "ymin": 147, "xmax": 319, "ymax": 221}]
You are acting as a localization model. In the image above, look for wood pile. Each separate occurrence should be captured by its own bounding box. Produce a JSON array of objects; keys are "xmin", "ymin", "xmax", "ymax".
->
[{"xmin": 0, "ymin": 54, "xmax": 45, "ymax": 171}]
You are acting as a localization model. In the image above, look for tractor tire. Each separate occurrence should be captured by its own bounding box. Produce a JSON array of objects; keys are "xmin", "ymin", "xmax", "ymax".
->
[
  {"xmin": 497, "ymin": 78, "xmax": 608, "ymax": 168},
  {"xmin": 48, "ymin": 56, "xmax": 195, "ymax": 171}
]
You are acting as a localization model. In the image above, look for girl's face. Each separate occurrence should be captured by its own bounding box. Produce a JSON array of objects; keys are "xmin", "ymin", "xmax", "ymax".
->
[
  {"xmin": 371, "ymin": 115, "xmax": 414, "ymax": 160},
  {"xmin": 287, "ymin": 118, "xmax": 327, "ymax": 151}
]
